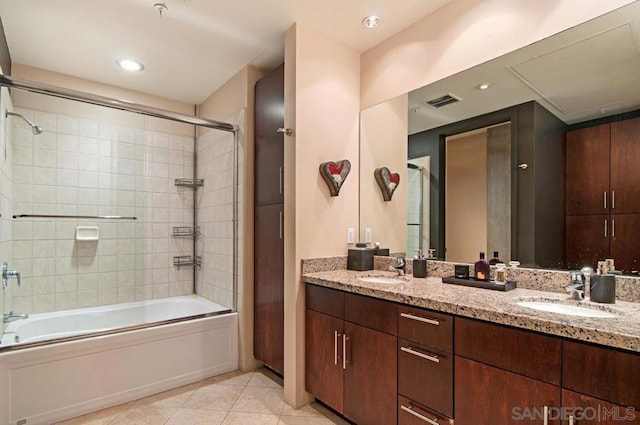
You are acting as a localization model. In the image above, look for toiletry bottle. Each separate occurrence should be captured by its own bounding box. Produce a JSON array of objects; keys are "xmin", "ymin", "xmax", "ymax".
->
[
  {"xmin": 474, "ymin": 252, "xmax": 490, "ymax": 282},
  {"xmin": 495, "ymin": 263, "xmax": 507, "ymax": 284},
  {"xmin": 413, "ymin": 250, "xmax": 427, "ymax": 278},
  {"xmin": 489, "ymin": 251, "xmax": 503, "ymax": 265}
]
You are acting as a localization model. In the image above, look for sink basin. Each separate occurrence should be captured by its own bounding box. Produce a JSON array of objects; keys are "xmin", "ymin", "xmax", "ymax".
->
[
  {"xmin": 516, "ymin": 301, "xmax": 618, "ymax": 318},
  {"xmin": 358, "ymin": 276, "xmax": 404, "ymax": 284}
]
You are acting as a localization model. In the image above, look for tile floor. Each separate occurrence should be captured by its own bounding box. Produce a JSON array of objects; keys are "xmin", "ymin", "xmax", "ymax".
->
[{"xmin": 56, "ymin": 368, "xmax": 350, "ymax": 425}]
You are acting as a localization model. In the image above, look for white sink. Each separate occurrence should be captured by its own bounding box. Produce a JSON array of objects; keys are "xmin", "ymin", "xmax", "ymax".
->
[
  {"xmin": 358, "ymin": 276, "xmax": 404, "ymax": 284},
  {"xmin": 516, "ymin": 301, "xmax": 618, "ymax": 318}
]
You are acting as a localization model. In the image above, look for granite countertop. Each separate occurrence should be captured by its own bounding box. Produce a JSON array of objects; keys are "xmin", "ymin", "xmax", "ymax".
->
[{"xmin": 302, "ymin": 269, "xmax": 640, "ymax": 353}]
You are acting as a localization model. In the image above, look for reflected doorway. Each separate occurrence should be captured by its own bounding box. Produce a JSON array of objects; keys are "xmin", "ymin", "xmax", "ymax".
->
[{"xmin": 445, "ymin": 123, "xmax": 511, "ymax": 262}]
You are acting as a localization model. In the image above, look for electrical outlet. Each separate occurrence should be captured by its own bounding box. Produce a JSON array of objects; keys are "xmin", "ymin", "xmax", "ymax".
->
[
  {"xmin": 364, "ymin": 228, "xmax": 372, "ymax": 243},
  {"xmin": 347, "ymin": 227, "xmax": 355, "ymax": 244}
]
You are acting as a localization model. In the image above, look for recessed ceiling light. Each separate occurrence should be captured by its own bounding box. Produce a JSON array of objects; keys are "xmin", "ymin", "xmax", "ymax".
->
[
  {"xmin": 117, "ymin": 58, "xmax": 145, "ymax": 72},
  {"xmin": 362, "ymin": 15, "xmax": 381, "ymax": 29},
  {"xmin": 478, "ymin": 83, "xmax": 491, "ymax": 90}
]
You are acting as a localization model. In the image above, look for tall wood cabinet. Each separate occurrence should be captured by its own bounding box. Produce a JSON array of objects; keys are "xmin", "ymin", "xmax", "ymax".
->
[
  {"xmin": 565, "ymin": 116, "xmax": 640, "ymax": 273},
  {"xmin": 254, "ymin": 64, "xmax": 285, "ymax": 374}
]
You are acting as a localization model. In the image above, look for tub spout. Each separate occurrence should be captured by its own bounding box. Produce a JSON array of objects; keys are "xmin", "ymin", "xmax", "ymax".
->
[{"xmin": 3, "ymin": 312, "xmax": 28, "ymax": 323}]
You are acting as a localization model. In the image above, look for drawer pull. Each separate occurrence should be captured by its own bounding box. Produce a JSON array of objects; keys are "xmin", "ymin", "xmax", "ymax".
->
[
  {"xmin": 334, "ymin": 330, "xmax": 339, "ymax": 365},
  {"xmin": 401, "ymin": 346, "xmax": 440, "ymax": 363},
  {"xmin": 401, "ymin": 404, "xmax": 440, "ymax": 425},
  {"xmin": 543, "ymin": 406, "xmax": 549, "ymax": 425},
  {"xmin": 401, "ymin": 312, "xmax": 440, "ymax": 326}
]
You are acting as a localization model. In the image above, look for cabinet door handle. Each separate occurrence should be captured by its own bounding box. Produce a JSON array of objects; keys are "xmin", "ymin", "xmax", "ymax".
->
[
  {"xmin": 604, "ymin": 191, "xmax": 607, "ymax": 209},
  {"xmin": 400, "ymin": 405, "xmax": 440, "ymax": 425},
  {"xmin": 401, "ymin": 346, "xmax": 440, "ymax": 363},
  {"xmin": 605, "ymin": 219, "xmax": 608, "ymax": 238},
  {"xmin": 612, "ymin": 218, "xmax": 615, "ymax": 239},
  {"xmin": 569, "ymin": 415, "xmax": 575, "ymax": 425},
  {"xmin": 334, "ymin": 331, "xmax": 339, "ymax": 365},
  {"xmin": 400, "ymin": 312, "xmax": 440, "ymax": 326},
  {"xmin": 279, "ymin": 166, "xmax": 284, "ymax": 195},
  {"xmin": 543, "ymin": 406, "xmax": 549, "ymax": 425},
  {"xmin": 612, "ymin": 190, "xmax": 615, "ymax": 209},
  {"xmin": 342, "ymin": 334, "xmax": 349, "ymax": 370},
  {"xmin": 279, "ymin": 210, "xmax": 283, "ymax": 240}
]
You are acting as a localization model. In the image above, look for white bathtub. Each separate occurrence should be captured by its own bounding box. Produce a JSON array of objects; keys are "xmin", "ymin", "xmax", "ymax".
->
[
  {"xmin": 0, "ymin": 295, "xmax": 238, "ymax": 425},
  {"xmin": 1, "ymin": 295, "xmax": 229, "ymax": 346}
]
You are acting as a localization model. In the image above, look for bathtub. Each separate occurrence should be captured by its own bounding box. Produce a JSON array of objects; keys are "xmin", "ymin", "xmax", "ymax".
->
[
  {"xmin": 1, "ymin": 295, "xmax": 230, "ymax": 347},
  {"xmin": 0, "ymin": 295, "xmax": 238, "ymax": 425}
]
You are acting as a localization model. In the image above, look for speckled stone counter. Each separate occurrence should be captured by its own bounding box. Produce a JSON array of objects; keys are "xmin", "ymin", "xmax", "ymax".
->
[{"xmin": 302, "ymin": 268, "xmax": 640, "ymax": 353}]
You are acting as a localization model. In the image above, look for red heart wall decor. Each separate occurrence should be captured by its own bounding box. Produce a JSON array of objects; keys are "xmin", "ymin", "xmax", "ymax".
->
[
  {"xmin": 374, "ymin": 167, "xmax": 400, "ymax": 201},
  {"xmin": 319, "ymin": 159, "xmax": 351, "ymax": 196}
]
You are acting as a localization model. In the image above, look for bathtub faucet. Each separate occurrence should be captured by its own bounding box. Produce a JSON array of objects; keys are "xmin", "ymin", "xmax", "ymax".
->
[
  {"xmin": 2, "ymin": 262, "xmax": 21, "ymax": 288},
  {"xmin": 3, "ymin": 312, "xmax": 28, "ymax": 323}
]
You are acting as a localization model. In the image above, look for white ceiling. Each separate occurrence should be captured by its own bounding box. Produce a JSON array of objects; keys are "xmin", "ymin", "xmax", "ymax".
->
[
  {"xmin": 408, "ymin": 0, "xmax": 640, "ymax": 134},
  {"xmin": 0, "ymin": 0, "xmax": 452, "ymax": 104}
]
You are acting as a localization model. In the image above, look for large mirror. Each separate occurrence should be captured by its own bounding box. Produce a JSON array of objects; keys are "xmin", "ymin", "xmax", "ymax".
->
[{"xmin": 360, "ymin": 1, "xmax": 640, "ymax": 273}]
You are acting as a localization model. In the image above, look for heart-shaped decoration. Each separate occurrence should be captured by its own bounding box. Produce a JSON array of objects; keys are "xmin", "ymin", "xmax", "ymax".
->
[
  {"xmin": 374, "ymin": 167, "xmax": 400, "ymax": 201},
  {"xmin": 319, "ymin": 159, "xmax": 351, "ymax": 196}
]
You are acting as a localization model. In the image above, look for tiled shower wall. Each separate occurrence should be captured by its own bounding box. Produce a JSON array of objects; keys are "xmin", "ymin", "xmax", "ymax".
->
[{"xmin": 6, "ymin": 95, "xmax": 196, "ymax": 314}]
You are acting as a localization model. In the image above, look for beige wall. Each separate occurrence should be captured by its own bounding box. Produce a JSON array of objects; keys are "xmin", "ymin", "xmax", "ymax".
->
[
  {"xmin": 197, "ymin": 65, "xmax": 263, "ymax": 373},
  {"xmin": 445, "ymin": 132, "xmax": 487, "ymax": 262},
  {"xmin": 360, "ymin": 94, "xmax": 407, "ymax": 253},
  {"xmin": 360, "ymin": 0, "xmax": 635, "ymax": 109},
  {"xmin": 283, "ymin": 23, "xmax": 361, "ymax": 407}
]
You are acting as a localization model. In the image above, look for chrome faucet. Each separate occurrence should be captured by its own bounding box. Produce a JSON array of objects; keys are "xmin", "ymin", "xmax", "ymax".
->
[
  {"xmin": 566, "ymin": 268, "xmax": 592, "ymax": 301},
  {"xmin": 2, "ymin": 262, "xmax": 21, "ymax": 289},
  {"xmin": 389, "ymin": 257, "xmax": 406, "ymax": 276},
  {"xmin": 3, "ymin": 312, "xmax": 28, "ymax": 323}
]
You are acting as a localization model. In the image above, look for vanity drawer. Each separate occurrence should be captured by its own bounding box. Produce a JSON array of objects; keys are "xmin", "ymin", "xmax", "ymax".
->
[
  {"xmin": 306, "ymin": 284, "xmax": 344, "ymax": 319},
  {"xmin": 398, "ymin": 339, "xmax": 453, "ymax": 418},
  {"xmin": 563, "ymin": 340, "xmax": 640, "ymax": 409},
  {"xmin": 455, "ymin": 317, "xmax": 561, "ymax": 384},
  {"xmin": 398, "ymin": 306, "xmax": 452, "ymax": 352},
  {"xmin": 398, "ymin": 395, "xmax": 454, "ymax": 425},
  {"xmin": 345, "ymin": 292, "xmax": 397, "ymax": 335}
]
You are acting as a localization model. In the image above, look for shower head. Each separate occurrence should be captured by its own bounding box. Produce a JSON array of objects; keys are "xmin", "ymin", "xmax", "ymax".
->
[{"xmin": 5, "ymin": 111, "xmax": 43, "ymax": 135}]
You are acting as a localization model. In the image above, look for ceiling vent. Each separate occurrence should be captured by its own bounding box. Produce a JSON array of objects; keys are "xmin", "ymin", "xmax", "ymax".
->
[{"xmin": 426, "ymin": 93, "xmax": 461, "ymax": 108}]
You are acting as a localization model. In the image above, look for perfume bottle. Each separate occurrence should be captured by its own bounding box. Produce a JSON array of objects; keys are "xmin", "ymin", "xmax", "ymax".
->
[
  {"xmin": 489, "ymin": 251, "xmax": 503, "ymax": 265},
  {"xmin": 474, "ymin": 252, "xmax": 490, "ymax": 282}
]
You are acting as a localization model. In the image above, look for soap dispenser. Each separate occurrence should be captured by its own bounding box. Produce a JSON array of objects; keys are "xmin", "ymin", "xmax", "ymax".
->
[
  {"xmin": 474, "ymin": 252, "xmax": 490, "ymax": 282},
  {"xmin": 413, "ymin": 250, "xmax": 427, "ymax": 278}
]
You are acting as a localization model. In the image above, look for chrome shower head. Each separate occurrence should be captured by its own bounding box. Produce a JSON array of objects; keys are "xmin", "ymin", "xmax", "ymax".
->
[{"xmin": 5, "ymin": 111, "xmax": 43, "ymax": 135}]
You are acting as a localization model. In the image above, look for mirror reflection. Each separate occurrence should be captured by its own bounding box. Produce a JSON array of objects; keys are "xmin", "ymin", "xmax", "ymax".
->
[{"xmin": 360, "ymin": 1, "xmax": 640, "ymax": 274}]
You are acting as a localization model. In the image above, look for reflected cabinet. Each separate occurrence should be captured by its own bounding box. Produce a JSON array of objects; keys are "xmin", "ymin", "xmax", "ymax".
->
[{"xmin": 566, "ymin": 116, "xmax": 640, "ymax": 273}]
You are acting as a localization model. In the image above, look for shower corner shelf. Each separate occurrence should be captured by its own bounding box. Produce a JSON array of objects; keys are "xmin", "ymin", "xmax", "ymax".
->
[
  {"xmin": 175, "ymin": 178, "xmax": 204, "ymax": 188},
  {"xmin": 172, "ymin": 226, "xmax": 201, "ymax": 237},
  {"xmin": 173, "ymin": 255, "xmax": 202, "ymax": 270}
]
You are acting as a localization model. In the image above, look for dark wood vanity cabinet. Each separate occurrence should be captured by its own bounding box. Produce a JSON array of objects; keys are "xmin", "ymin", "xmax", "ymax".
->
[
  {"xmin": 305, "ymin": 284, "xmax": 397, "ymax": 425},
  {"xmin": 254, "ymin": 64, "xmax": 285, "ymax": 374},
  {"xmin": 561, "ymin": 390, "xmax": 640, "ymax": 425},
  {"xmin": 562, "ymin": 340, "xmax": 640, "ymax": 411},
  {"xmin": 454, "ymin": 317, "xmax": 562, "ymax": 425},
  {"xmin": 566, "ymin": 116, "xmax": 640, "ymax": 272},
  {"xmin": 305, "ymin": 283, "xmax": 640, "ymax": 425}
]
